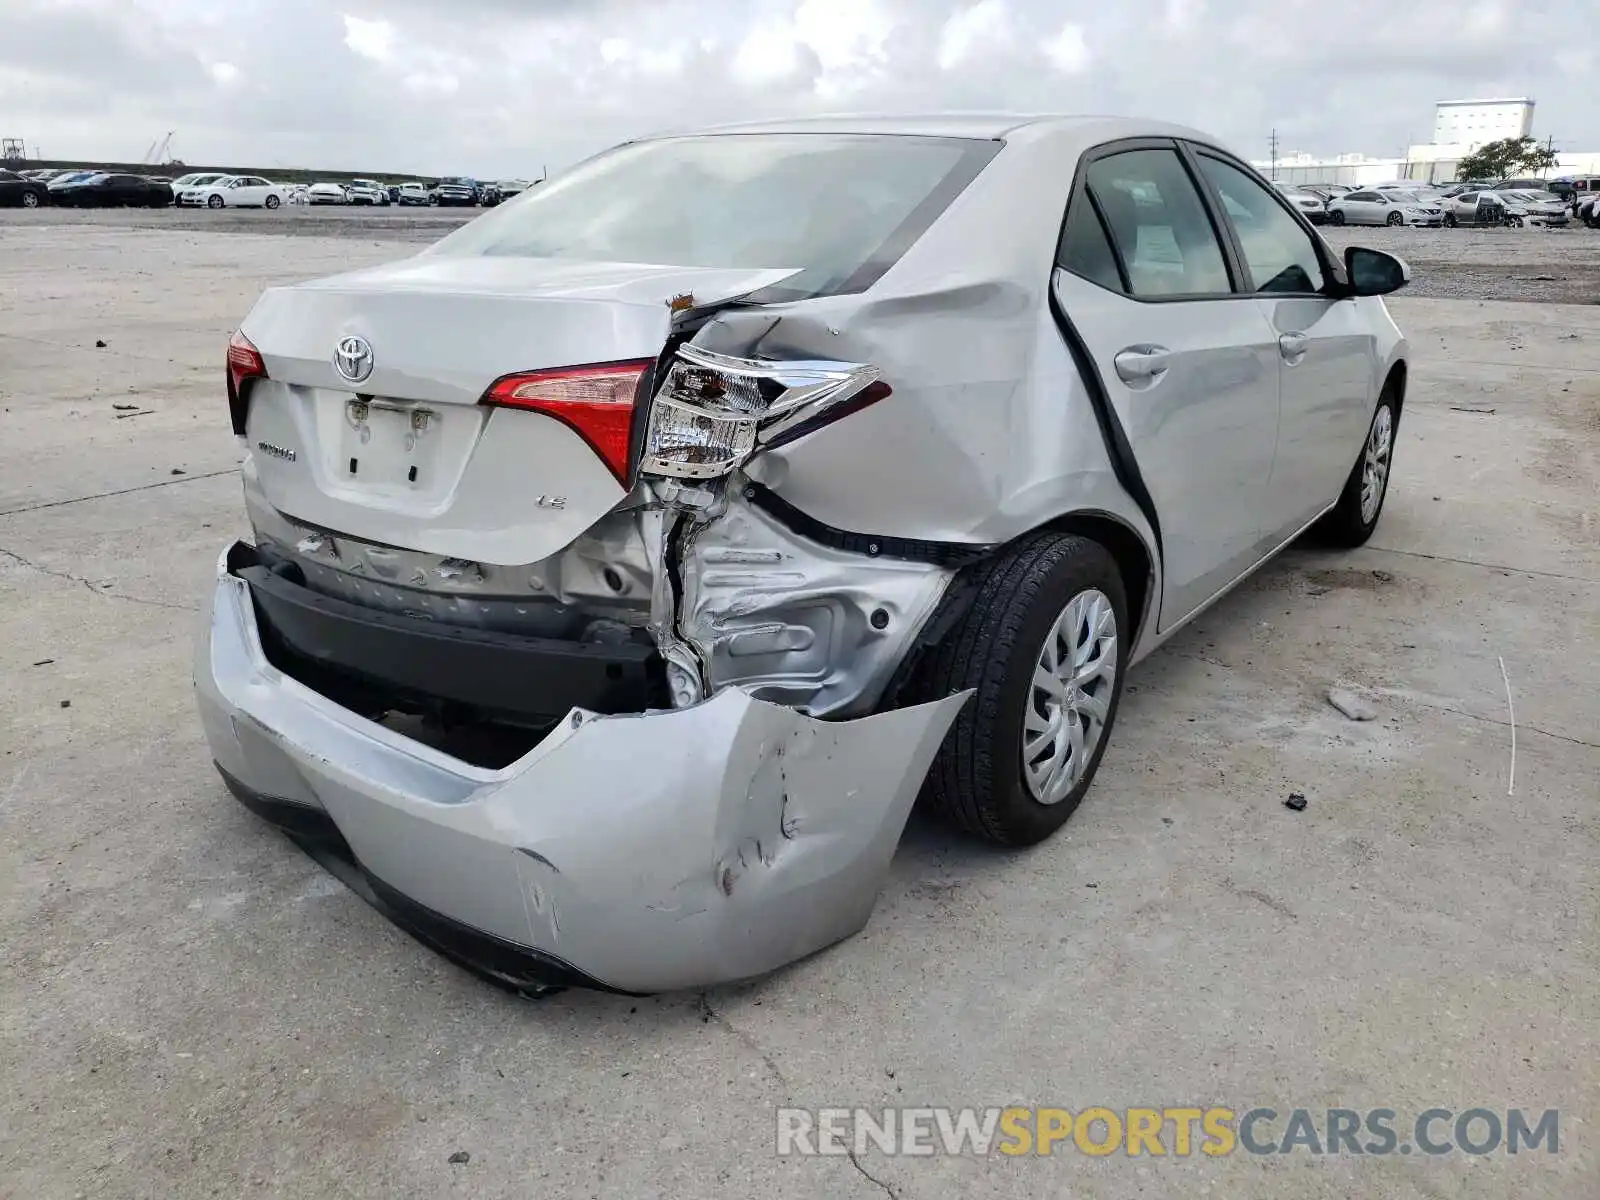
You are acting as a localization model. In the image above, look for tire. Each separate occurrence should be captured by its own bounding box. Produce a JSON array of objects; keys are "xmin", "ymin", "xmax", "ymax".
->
[
  {"xmin": 21, "ymin": 191, "xmax": 39, "ymax": 208},
  {"xmin": 429, "ymin": 195, "xmax": 439, "ymax": 206},
  {"xmin": 918, "ymin": 533, "xmax": 1129, "ymax": 846},
  {"xmin": 207, "ymin": 194, "xmax": 224, "ymax": 209},
  {"xmin": 1313, "ymin": 393, "xmax": 1396, "ymax": 548},
  {"xmin": 1386, "ymin": 211, "xmax": 1404, "ymax": 226},
  {"xmin": 1443, "ymin": 213, "xmax": 1456, "ymax": 228},
  {"xmin": 265, "ymin": 195, "xmax": 280, "ymax": 210},
  {"xmin": 1330, "ymin": 210, "xmax": 1346, "ymax": 226}
]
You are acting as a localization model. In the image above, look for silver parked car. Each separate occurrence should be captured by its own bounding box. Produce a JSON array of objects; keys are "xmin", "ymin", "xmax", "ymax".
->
[
  {"xmin": 197, "ymin": 115, "xmax": 1411, "ymax": 995},
  {"xmin": 1270, "ymin": 180, "xmax": 1328, "ymax": 224},
  {"xmin": 1327, "ymin": 188, "xmax": 1445, "ymax": 227}
]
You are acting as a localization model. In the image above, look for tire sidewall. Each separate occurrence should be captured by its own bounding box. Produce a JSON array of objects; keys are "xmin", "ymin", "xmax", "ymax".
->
[
  {"xmin": 265, "ymin": 195, "xmax": 280, "ymax": 209},
  {"xmin": 957, "ymin": 541, "xmax": 1130, "ymax": 845}
]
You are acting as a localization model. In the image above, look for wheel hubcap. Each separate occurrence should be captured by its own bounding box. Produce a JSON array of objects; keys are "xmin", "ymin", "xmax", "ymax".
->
[
  {"xmin": 1023, "ymin": 588, "xmax": 1118, "ymax": 805},
  {"xmin": 1360, "ymin": 405, "xmax": 1393, "ymax": 524}
]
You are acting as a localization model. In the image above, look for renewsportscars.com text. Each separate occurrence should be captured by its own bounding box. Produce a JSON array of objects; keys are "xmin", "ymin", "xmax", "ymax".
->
[{"xmin": 776, "ymin": 1106, "xmax": 1560, "ymax": 1158}]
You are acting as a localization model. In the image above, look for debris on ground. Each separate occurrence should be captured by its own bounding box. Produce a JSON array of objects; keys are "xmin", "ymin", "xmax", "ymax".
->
[
  {"xmin": 1372, "ymin": 570, "xmax": 1394, "ymax": 583},
  {"xmin": 94, "ymin": 339, "xmax": 107, "ymax": 348},
  {"xmin": 59, "ymin": 700, "xmax": 71, "ymax": 709},
  {"xmin": 112, "ymin": 403, "xmax": 139, "ymax": 411},
  {"xmin": 1284, "ymin": 793, "xmax": 1308, "ymax": 813},
  {"xmin": 1449, "ymin": 406, "xmax": 1496, "ymax": 415},
  {"xmin": 170, "ymin": 468, "xmax": 186, "ymax": 476},
  {"xmin": 33, "ymin": 659, "xmax": 53, "ymax": 667},
  {"xmin": 447, "ymin": 1151, "xmax": 471, "ymax": 1166},
  {"xmin": 114, "ymin": 409, "xmax": 155, "ymax": 420},
  {"xmin": 1327, "ymin": 688, "xmax": 1379, "ymax": 722}
]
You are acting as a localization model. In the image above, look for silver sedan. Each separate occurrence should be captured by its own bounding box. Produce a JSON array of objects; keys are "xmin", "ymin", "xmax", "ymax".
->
[
  {"xmin": 197, "ymin": 114, "xmax": 1411, "ymax": 994},
  {"xmin": 1327, "ymin": 188, "xmax": 1445, "ymax": 227}
]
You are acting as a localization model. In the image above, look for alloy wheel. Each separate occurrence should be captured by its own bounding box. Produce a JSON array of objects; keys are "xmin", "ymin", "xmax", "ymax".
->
[
  {"xmin": 1023, "ymin": 588, "xmax": 1119, "ymax": 805},
  {"xmin": 1360, "ymin": 404, "xmax": 1393, "ymax": 524}
]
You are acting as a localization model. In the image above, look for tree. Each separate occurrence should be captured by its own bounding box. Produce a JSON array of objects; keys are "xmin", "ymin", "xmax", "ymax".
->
[{"xmin": 1455, "ymin": 136, "xmax": 1560, "ymax": 181}]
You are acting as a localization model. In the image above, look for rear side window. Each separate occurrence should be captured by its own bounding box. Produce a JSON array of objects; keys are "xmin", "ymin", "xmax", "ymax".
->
[
  {"xmin": 1082, "ymin": 149, "xmax": 1232, "ymax": 298},
  {"xmin": 425, "ymin": 133, "xmax": 1000, "ymax": 300}
]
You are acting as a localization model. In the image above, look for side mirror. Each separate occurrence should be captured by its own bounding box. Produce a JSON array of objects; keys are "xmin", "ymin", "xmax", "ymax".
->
[{"xmin": 1343, "ymin": 247, "xmax": 1410, "ymax": 297}]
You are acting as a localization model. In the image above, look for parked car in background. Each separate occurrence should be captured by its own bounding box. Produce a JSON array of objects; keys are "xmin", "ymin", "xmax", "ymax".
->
[
  {"xmin": 497, "ymin": 179, "xmax": 533, "ymax": 202},
  {"xmin": 1270, "ymin": 180, "xmax": 1328, "ymax": 224},
  {"xmin": 396, "ymin": 182, "xmax": 430, "ymax": 206},
  {"xmin": 201, "ymin": 114, "xmax": 1413, "ymax": 994},
  {"xmin": 170, "ymin": 172, "xmax": 230, "ymax": 202},
  {"xmin": 45, "ymin": 171, "xmax": 100, "ymax": 192},
  {"xmin": 179, "ymin": 175, "xmax": 286, "ymax": 209},
  {"xmin": 429, "ymin": 177, "xmax": 478, "ymax": 206},
  {"xmin": 1547, "ymin": 175, "xmax": 1600, "ymax": 210},
  {"xmin": 347, "ymin": 179, "xmax": 389, "ymax": 206},
  {"xmin": 1498, "ymin": 190, "xmax": 1570, "ymax": 227},
  {"xmin": 306, "ymin": 182, "xmax": 348, "ymax": 205},
  {"xmin": 1577, "ymin": 193, "xmax": 1600, "ymax": 228},
  {"xmin": 1494, "ymin": 177, "xmax": 1552, "ymax": 193},
  {"xmin": 479, "ymin": 182, "xmax": 503, "ymax": 207},
  {"xmin": 284, "ymin": 184, "xmax": 311, "ymax": 205},
  {"xmin": 1441, "ymin": 189, "xmax": 1516, "ymax": 227},
  {"xmin": 48, "ymin": 172, "xmax": 172, "ymax": 208},
  {"xmin": 0, "ymin": 167, "xmax": 50, "ymax": 208},
  {"xmin": 1326, "ymin": 188, "xmax": 1444, "ymax": 227}
]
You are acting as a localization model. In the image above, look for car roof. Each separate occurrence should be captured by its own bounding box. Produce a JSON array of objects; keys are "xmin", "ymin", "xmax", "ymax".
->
[{"xmin": 646, "ymin": 112, "xmax": 1222, "ymax": 145}]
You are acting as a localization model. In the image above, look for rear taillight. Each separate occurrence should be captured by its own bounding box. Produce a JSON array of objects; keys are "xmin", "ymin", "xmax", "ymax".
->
[
  {"xmin": 641, "ymin": 346, "xmax": 888, "ymax": 480},
  {"xmin": 226, "ymin": 329, "xmax": 267, "ymax": 436},
  {"xmin": 482, "ymin": 359, "xmax": 654, "ymax": 485}
]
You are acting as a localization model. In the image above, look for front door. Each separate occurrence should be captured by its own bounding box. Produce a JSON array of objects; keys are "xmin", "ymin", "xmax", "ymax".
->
[
  {"xmin": 1191, "ymin": 152, "xmax": 1376, "ymax": 538},
  {"xmin": 1051, "ymin": 142, "xmax": 1281, "ymax": 629}
]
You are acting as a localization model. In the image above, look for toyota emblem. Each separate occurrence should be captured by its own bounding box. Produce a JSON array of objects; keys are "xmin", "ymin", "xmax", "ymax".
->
[{"xmin": 333, "ymin": 335, "xmax": 374, "ymax": 384}]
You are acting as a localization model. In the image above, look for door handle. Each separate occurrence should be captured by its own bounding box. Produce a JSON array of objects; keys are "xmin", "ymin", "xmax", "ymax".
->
[
  {"xmin": 1113, "ymin": 346, "xmax": 1170, "ymax": 384},
  {"xmin": 1278, "ymin": 332, "xmax": 1309, "ymax": 360}
]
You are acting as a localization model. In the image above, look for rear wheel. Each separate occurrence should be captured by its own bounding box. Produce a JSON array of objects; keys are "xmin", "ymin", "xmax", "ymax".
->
[
  {"xmin": 1314, "ymin": 393, "xmax": 1396, "ymax": 548},
  {"xmin": 919, "ymin": 533, "xmax": 1128, "ymax": 846}
]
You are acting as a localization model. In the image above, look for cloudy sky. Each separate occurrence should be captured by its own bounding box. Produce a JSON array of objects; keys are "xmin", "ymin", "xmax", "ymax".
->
[{"xmin": 1, "ymin": 0, "xmax": 1593, "ymax": 177}]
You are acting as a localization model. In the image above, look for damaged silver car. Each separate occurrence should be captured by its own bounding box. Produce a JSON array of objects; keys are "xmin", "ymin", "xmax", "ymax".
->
[{"xmin": 195, "ymin": 115, "xmax": 1411, "ymax": 995}]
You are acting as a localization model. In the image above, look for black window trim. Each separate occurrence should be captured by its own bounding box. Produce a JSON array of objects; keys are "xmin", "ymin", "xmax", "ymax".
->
[
  {"xmin": 1180, "ymin": 142, "xmax": 1340, "ymax": 299},
  {"xmin": 1053, "ymin": 136, "xmax": 1245, "ymax": 304}
]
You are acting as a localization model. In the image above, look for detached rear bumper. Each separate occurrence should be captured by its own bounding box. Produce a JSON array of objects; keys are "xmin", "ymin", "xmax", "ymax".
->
[{"xmin": 195, "ymin": 542, "xmax": 967, "ymax": 995}]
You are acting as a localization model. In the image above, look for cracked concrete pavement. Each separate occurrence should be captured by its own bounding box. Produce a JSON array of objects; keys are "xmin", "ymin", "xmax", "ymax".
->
[{"xmin": 1, "ymin": 216, "xmax": 1596, "ymax": 1199}]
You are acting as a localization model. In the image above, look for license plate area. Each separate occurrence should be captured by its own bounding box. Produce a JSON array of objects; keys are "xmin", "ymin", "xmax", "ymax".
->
[{"xmin": 339, "ymin": 398, "xmax": 440, "ymax": 487}]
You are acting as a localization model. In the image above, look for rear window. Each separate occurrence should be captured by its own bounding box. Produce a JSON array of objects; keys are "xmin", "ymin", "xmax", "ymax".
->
[{"xmin": 424, "ymin": 132, "xmax": 1000, "ymax": 300}]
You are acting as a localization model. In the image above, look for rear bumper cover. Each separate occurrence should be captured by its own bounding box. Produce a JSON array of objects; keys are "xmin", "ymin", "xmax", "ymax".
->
[{"xmin": 195, "ymin": 542, "xmax": 967, "ymax": 995}]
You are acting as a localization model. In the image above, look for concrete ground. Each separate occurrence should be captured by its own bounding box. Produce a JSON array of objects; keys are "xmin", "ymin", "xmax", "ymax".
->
[{"xmin": 1, "ymin": 217, "xmax": 1595, "ymax": 1200}]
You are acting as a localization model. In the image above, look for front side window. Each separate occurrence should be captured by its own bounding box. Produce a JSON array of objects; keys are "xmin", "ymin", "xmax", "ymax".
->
[
  {"xmin": 426, "ymin": 133, "xmax": 999, "ymax": 300},
  {"xmin": 1195, "ymin": 155, "xmax": 1326, "ymax": 295},
  {"xmin": 1081, "ymin": 148, "xmax": 1232, "ymax": 298}
]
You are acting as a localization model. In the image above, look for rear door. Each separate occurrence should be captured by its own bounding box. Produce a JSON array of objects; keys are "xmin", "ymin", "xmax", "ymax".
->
[
  {"xmin": 1051, "ymin": 141, "xmax": 1281, "ymax": 629},
  {"xmin": 1190, "ymin": 151, "xmax": 1376, "ymax": 539}
]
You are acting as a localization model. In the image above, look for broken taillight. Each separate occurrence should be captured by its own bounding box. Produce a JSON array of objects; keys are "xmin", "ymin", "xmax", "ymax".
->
[
  {"xmin": 641, "ymin": 346, "xmax": 889, "ymax": 480},
  {"xmin": 226, "ymin": 329, "xmax": 267, "ymax": 436},
  {"xmin": 481, "ymin": 359, "xmax": 654, "ymax": 485}
]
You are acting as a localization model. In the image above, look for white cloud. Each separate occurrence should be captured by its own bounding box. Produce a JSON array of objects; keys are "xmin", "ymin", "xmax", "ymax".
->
[
  {"xmin": 342, "ymin": 14, "xmax": 396, "ymax": 63},
  {"xmin": 937, "ymin": 0, "xmax": 1011, "ymax": 70},
  {"xmin": 208, "ymin": 60, "xmax": 240, "ymax": 86},
  {"xmin": 1043, "ymin": 22, "xmax": 1090, "ymax": 73}
]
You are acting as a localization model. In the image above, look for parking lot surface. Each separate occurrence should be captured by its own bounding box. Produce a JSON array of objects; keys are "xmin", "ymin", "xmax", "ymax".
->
[{"xmin": 1, "ymin": 213, "xmax": 1596, "ymax": 1199}]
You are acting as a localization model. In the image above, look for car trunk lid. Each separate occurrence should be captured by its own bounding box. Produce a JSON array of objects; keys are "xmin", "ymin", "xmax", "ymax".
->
[{"xmin": 239, "ymin": 256, "xmax": 795, "ymax": 566}]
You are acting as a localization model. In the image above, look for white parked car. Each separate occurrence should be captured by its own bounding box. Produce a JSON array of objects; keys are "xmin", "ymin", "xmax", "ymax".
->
[
  {"xmin": 306, "ymin": 182, "xmax": 348, "ymax": 205},
  {"xmin": 1326, "ymin": 188, "xmax": 1444, "ymax": 227},
  {"xmin": 396, "ymin": 182, "xmax": 430, "ymax": 206},
  {"xmin": 346, "ymin": 179, "xmax": 388, "ymax": 206},
  {"xmin": 179, "ymin": 175, "xmax": 286, "ymax": 209},
  {"xmin": 169, "ymin": 172, "xmax": 230, "ymax": 202},
  {"xmin": 201, "ymin": 114, "xmax": 1413, "ymax": 995}
]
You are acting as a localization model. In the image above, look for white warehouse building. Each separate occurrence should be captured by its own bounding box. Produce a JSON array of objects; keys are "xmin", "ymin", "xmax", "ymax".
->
[{"xmin": 1431, "ymin": 98, "xmax": 1535, "ymax": 147}]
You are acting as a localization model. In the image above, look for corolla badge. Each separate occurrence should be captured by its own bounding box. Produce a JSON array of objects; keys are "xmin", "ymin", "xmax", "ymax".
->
[{"xmin": 333, "ymin": 334, "xmax": 374, "ymax": 384}]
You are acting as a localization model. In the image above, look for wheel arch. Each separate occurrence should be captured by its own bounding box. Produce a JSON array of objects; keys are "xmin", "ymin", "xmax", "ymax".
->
[
  {"xmin": 1384, "ymin": 358, "xmax": 1408, "ymax": 424},
  {"xmin": 1022, "ymin": 510, "xmax": 1156, "ymax": 650}
]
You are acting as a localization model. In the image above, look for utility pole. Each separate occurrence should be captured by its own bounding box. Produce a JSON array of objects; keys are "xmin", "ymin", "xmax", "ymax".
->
[
  {"xmin": 1544, "ymin": 134, "xmax": 1555, "ymax": 178},
  {"xmin": 1269, "ymin": 128, "xmax": 1280, "ymax": 180}
]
